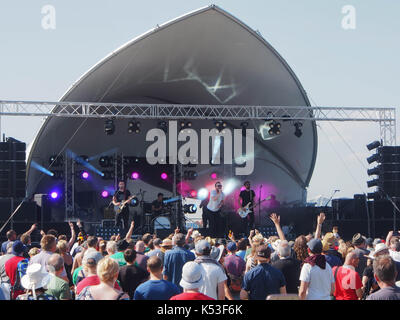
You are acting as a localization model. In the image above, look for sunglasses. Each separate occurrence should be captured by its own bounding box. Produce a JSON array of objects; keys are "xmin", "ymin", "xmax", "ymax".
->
[{"xmin": 216, "ymin": 185, "xmax": 222, "ymax": 188}]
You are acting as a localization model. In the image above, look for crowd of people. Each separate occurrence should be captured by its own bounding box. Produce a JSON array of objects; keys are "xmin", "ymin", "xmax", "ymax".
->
[{"xmin": 0, "ymin": 212, "xmax": 400, "ymax": 300}]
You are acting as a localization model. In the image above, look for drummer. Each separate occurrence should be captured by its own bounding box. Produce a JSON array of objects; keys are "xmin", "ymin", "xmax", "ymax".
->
[{"xmin": 151, "ymin": 193, "xmax": 165, "ymax": 217}]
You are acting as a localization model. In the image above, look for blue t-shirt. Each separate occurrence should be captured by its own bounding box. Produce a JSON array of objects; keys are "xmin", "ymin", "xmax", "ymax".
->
[
  {"xmin": 1, "ymin": 241, "xmax": 11, "ymax": 254},
  {"xmin": 134, "ymin": 280, "xmax": 181, "ymax": 300},
  {"xmin": 163, "ymin": 247, "xmax": 195, "ymax": 288},
  {"xmin": 236, "ymin": 250, "xmax": 246, "ymax": 260},
  {"xmin": 242, "ymin": 263, "xmax": 286, "ymax": 300},
  {"xmin": 325, "ymin": 254, "xmax": 342, "ymax": 268}
]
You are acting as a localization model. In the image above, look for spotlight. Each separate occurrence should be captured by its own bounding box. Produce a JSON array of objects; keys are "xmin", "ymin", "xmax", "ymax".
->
[
  {"xmin": 367, "ymin": 140, "xmax": 381, "ymax": 151},
  {"xmin": 367, "ymin": 154, "xmax": 379, "ymax": 164},
  {"xmin": 183, "ymin": 204, "xmax": 197, "ymax": 214},
  {"xmin": 131, "ymin": 172, "xmax": 140, "ymax": 180},
  {"xmin": 210, "ymin": 172, "xmax": 218, "ymax": 180},
  {"xmin": 128, "ymin": 121, "xmax": 141, "ymax": 134},
  {"xmin": 190, "ymin": 190, "xmax": 197, "ymax": 198},
  {"xmin": 101, "ymin": 171, "xmax": 115, "ymax": 180},
  {"xmin": 50, "ymin": 191, "xmax": 59, "ymax": 200},
  {"xmin": 161, "ymin": 172, "xmax": 168, "ymax": 180},
  {"xmin": 101, "ymin": 190, "xmax": 109, "ymax": 198},
  {"xmin": 214, "ymin": 120, "xmax": 227, "ymax": 132},
  {"xmin": 294, "ymin": 122, "xmax": 303, "ymax": 138},
  {"xmin": 104, "ymin": 119, "xmax": 115, "ymax": 135},
  {"xmin": 130, "ymin": 198, "xmax": 139, "ymax": 207},
  {"xmin": 99, "ymin": 156, "xmax": 113, "ymax": 167},
  {"xmin": 179, "ymin": 121, "xmax": 193, "ymax": 132},
  {"xmin": 158, "ymin": 121, "xmax": 168, "ymax": 133},
  {"xmin": 79, "ymin": 171, "xmax": 90, "ymax": 180},
  {"xmin": 197, "ymin": 188, "xmax": 209, "ymax": 200},
  {"xmin": 183, "ymin": 170, "xmax": 197, "ymax": 180}
]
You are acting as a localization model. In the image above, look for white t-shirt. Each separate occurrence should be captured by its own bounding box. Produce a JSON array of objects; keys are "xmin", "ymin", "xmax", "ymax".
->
[
  {"xmin": 207, "ymin": 190, "xmax": 225, "ymax": 212},
  {"xmin": 198, "ymin": 262, "xmax": 227, "ymax": 300},
  {"xmin": 299, "ymin": 262, "xmax": 334, "ymax": 300}
]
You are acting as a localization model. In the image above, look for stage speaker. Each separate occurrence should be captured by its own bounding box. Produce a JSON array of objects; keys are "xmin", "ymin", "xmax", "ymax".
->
[
  {"xmin": 372, "ymin": 199, "xmax": 397, "ymax": 220},
  {"xmin": 12, "ymin": 200, "xmax": 38, "ymax": 222},
  {"xmin": 0, "ymin": 198, "xmax": 13, "ymax": 222},
  {"xmin": 332, "ymin": 198, "xmax": 355, "ymax": 220},
  {"xmin": 33, "ymin": 194, "xmax": 52, "ymax": 222},
  {"xmin": 353, "ymin": 194, "xmax": 368, "ymax": 220}
]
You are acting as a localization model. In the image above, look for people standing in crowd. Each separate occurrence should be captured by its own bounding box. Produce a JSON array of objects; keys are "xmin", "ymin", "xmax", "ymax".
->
[
  {"xmin": 236, "ymin": 238, "xmax": 248, "ymax": 261},
  {"xmin": 146, "ymin": 238, "xmax": 164, "ymax": 263},
  {"xmin": 332, "ymin": 251, "xmax": 363, "ymax": 300},
  {"xmin": 170, "ymin": 261, "xmax": 214, "ymax": 300},
  {"xmin": 322, "ymin": 232, "xmax": 343, "ymax": 268},
  {"xmin": 46, "ymin": 254, "xmax": 72, "ymax": 300},
  {"xmin": 352, "ymin": 233, "xmax": 369, "ymax": 278},
  {"xmin": 0, "ymin": 242, "xmax": 15, "ymax": 285},
  {"xmin": 272, "ymin": 240, "xmax": 301, "ymax": 294},
  {"xmin": 241, "ymin": 245, "xmax": 286, "ymax": 300},
  {"xmin": 194, "ymin": 240, "xmax": 227, "ymax": 300},
  {"xmin": 293, "ymin": 235, "xmax": 309, "ymax": 264},
  {"xmin": 135, "ymin": 256, "xmax": 181, "ymax": 300},
  {"xmin": 118, "ymin": 249, "xmax": 149, "ymax": 299},
  {"xmin": 17, "ymin": 263, "xmax": 56, "ymax": 300},
  {"xmin": 1, "ymin": 230, "xmax": 17, "ymax": 254},
  {"xmin": 299, "ymin": 238, "xmax": 335, "ymax": 300},
  {"xmin": 367, "ymin": 255, "xmax": 400, "ymax": 300},
  {"xmin": 223, "ymin": 241, "xmax": 245, "ymax": 293},
  {"xmin": 76, "ymin": 257, "xmax": 128, "ymax": 300},
  {"xmin": 5, "ymin": 240, "xmax": 27, "ymax": 299},
  {"xmin": 135, "ymin": 241, "xmax": 149, "ymax": 270},
  {"xmin": 163, "ymin": 233, "xmax": 195, "ymax": 289}
]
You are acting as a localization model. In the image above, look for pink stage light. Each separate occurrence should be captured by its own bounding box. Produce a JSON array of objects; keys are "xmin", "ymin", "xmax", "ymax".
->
[
  {"xmin": 101, "ymin": 190, "xmax": 109, "ymax": 198},
  {"xmin": 210, "ymin": 172, "xmax": 218, "ymax": 180},
  {"xmin": 131, "ymin": 172, "xmax": 140, "ymax": 180},
  {"xmin": 190, "ymin": 190, "xmax": 197, "ymax": 198},
  {"xmin": 161, "ymin": 172, "xmax": 168, "ymax": 180}
]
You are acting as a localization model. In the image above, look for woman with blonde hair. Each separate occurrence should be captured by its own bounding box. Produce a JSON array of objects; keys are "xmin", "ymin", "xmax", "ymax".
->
[
  {"xmin": 245, "ymin": 241, "xmax": 263, "ymax": 273},
  {"xmin": 56, "ymin": 240, "xmax": 74, "ymax": 285},
  {"xmin": 76, "ymin": 257, "xmax": 129, "ymax": 300}
]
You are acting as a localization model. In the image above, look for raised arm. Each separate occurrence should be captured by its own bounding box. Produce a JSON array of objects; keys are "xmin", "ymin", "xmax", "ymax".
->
[
  {"xmin": 386, "ymin": 230, "xmax": 394, "ymax": 246},
  {"xmin": 125, "ymin": 221, "xmax": 135, "ymax": 241},
  {"xmin": 269, "ymin": 213, "xmax": 286, "ymax": 241},
  {"xmin": 315, "ymin": 213, "xmax": 325, "ymax": 239},
  {"xmin": 22, "ymin": 223, "xmax": 37, "ymax": 237},
  {"xmin": 67, "ymin": 221, "xmax": 76, "ymax": 251},
  {"xmin": 185, "ymin": 228, "xmax": 193, "ymax": 244}
]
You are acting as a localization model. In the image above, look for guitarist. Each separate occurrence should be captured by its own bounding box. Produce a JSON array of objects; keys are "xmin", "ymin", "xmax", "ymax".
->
[
  {"xmin": 238, "ymin": 181, "xmax": 256, "ymax": 234},
  {"xmin": 112, "ymin": 180, "xmax": 133, "ymax": 233}
]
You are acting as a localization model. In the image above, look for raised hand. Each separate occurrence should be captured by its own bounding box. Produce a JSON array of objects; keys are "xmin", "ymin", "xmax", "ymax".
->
[
  {"xmin": 269, "ymin": 213, "xmax": 280, "ymax": 225},
  {"xmin": 317, "ymin": 212, "xmax": 325, "ymax": 225}
]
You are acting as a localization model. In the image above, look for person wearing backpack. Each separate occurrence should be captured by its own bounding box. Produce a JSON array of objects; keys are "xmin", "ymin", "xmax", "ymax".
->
[{"xmin": 4, "ymin": 240, "xmax": 27, "ymax": 299}]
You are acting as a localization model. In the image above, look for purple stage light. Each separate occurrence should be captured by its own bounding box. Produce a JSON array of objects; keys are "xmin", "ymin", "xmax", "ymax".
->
[
  {"xmin": 210, "ymin": 172, "xmax": 218, "ymax": 180},
  {"xmin": 161, "ymin": 172, "xmax": 168, "ymax": 180},
  {"xmin": 81, "ymin": 171, "xmax": 89, "ymax": 179},
  {"xmin": 50, "ymin": 191, "xmax": 59, "ymax": 199},
  {"xmin": 131, "ymin": 172, "xmax": 140, "ymax": 180},
  {"xmin": 101, "ymin": 190, "xmax": 109, "ymax": 198}
]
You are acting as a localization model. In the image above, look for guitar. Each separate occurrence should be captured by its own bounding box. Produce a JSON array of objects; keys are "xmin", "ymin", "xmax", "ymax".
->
[
  {"xmin": 237, "ymin": 198, "xmax": 268, "ymax": 218},
  {"xmin": 114, "ymin": 194, "xmax": 139, "ymax": 214}
]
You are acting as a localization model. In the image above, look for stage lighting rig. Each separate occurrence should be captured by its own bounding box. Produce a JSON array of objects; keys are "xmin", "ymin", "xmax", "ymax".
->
[
  {"xmin": 294, "ymin": 122, "xmax": 303, "ymax": 138},
  {"xmin": 128, "ymin": 121, "xmax": 141, "ymax": 134},
  {"xmin": 104, "ymin": 119, "xmax": 115, "ymax": 135}
]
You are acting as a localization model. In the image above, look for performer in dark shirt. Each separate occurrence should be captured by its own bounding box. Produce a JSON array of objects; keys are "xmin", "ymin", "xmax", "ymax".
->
[
  {"xmin": 112, "ymin": 181, "xmax": 132, "ymax": 232},
  {"xmin": 238, "ymin": 181, "xmax": 256, "ymax": 233},
  {"xmin": 151, "ymin": 193, "xmax": 165, "ymax": 217}
]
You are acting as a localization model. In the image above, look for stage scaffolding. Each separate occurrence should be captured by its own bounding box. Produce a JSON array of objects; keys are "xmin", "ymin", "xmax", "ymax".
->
[{"xmin": 0, "ymin": 100, "xmax": 396, "ymax": 146}]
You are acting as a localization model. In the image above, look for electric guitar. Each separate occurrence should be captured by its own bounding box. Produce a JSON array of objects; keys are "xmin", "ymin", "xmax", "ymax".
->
[
  {"xmin": 114, "ymin": 194, "xmax": 139, "ymax": 214},
  {"xmin": 237, "ymin": 198, "xmax": 268, "ymax": 218}
]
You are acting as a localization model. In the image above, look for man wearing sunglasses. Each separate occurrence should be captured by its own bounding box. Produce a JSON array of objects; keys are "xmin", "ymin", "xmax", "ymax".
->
[{"xmin": 205, "ymin": 182, "xmax": 225, "ymax": 238}]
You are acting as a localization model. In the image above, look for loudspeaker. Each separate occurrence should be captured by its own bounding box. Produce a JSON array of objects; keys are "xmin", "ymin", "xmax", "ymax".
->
[
  {"xmin": 372, "ymin": 199, "xmax": 397, "ymax": 220},
  {"xmin": 332, "ymin": 199, "xmax": 355, "ymax": 220},
  {"xmin": 12, "ymin": 201, "xmax": 38, "ymax": 222},
  {"xmin": 33, "ymin": 194, "xmax": 52, "ymax": 222},
  {"xmin": 353, "ymin": 194, "xmax": 368, "ymax": 220}
]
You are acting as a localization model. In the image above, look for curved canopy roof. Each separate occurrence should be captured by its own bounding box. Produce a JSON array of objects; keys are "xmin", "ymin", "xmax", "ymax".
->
[{"xmin": 26, "ymin": 5, "xmax": 317, "ymax": 201}]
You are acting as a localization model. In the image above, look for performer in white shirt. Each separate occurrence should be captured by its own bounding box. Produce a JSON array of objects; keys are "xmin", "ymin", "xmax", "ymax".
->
[{"xmin": 205, "ymin": 181, "xmax": 225, "ymax": 238}]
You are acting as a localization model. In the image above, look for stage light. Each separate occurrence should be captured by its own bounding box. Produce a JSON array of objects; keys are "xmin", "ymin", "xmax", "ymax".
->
[
  {"xmin": 49, "ymin": 155, "xmax": 63, "ymax": 167},
  {"xmin": 367, "ymin": 140, "xmax": 381, "ymax": 151},
  {"xmin": 99, "ymin": 156, "xmax": 113, "ymax": 167},
  {"xmin": 51, "ymin": 170, "xmax": 64, "ymax": 180},
  {"xmin": 78, "ymin": 155, "xmax": 89, "ymax": 163},
  {"xmin": 130, "ymin": 198, "xmax": 139, "ymax": 207},
  {"xmin": 158, "ymin": 121, "xmax": 168, "ymax": 133},
  {"xmin": 101, "ymin": 171, "xmax": 115, "ymax": 180},
  {"xmin": 50, "ymin": 191, "xmax": 59, "ymax": 200},
  {"xmin": 214, "ymin": 120, "xmax": 227, "ymax": 132},
  {"xmin": 260, "ymin": 120, "xmax": 281, "ymax": 140},
  {"xmin": 367, "ymin": 154, "xmax": 379, "ymax": 164},
  {"xmin": 197, "ymin": 188, "xmax": 209, "ymax": 200},
  {"xmin": 183, "ymin": 204, "xmax": 197, "ymax": 214},
  {"xmin": 210, "ymin": 172, "xmax": 218, "ymax": 180},
  {"xmin": 81, "ymin": 171, "xmax": 89, "ymax": 179},
  {"xmin": 179, "ymin": 121, "xmax": 193, "ymax": 132},
  {"xmin": 190, "ymin": 190, "xmax": 197, "ymax": 198},
  {"xmin": 128, "ymin": 121, "xmax": 141, "ymax": 134},
  {"xmin": 223, "ymin": 178, "xmax": 240, "ymax": 195},
  {"xmin": 240, "ymin": 186, "xmax": 246, "ymax": 191},
  {"xmin": 101, "ymin": 190, "xmax": 109, "ymax": 198},
  {"xmin": 294, "ymin": 122, "xmax": 303, "ymax": 138},
  {"xmin": 367, "ymin": 179, "xmax": 378, "ymax": 188},
  {"xmin": 183, "ymin": 170, "xmax": 198, "ymax": 180},
  {"xmin": 367, "ymin": 167, "xmax": 380, "ymax": 176},
  {"xmin": 104, "ymin": 119, "xmax": 115, "ymax": 135},
  {"xmin": 131, "ymin": 172, "xmax": 140, "ymax": 180},
  {"xmin": 161, "ymin": 172, "xmax": 168, "ymax": 180}
]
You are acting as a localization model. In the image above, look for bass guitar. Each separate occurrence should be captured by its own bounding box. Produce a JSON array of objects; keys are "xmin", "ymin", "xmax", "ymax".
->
[
  {"xmin": 237, "ymin": 198, "xmax": 268, "ymax": 218},
  {"xmin": 114, "ymin": 194, "xmax": 139, "ymax": 214}
]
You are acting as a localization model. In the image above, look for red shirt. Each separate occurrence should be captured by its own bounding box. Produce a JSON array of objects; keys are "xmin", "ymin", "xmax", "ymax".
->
[
  {"xmin": 5, "ymin": 256, "xmax": 25, "ymax": 299},
  {"xmin": 76, "ymin": 275, "xmax": 121, "ymax": 295},
  {"xmin": 170, "ymin": 292, "xmax": 214, "ymax": 300},
  {"xmin": 332, "ymin": 265, "xmax": 362, "ymax": 300}
]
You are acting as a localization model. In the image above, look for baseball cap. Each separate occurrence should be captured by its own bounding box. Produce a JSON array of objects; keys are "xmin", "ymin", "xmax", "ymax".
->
[
  {"xmin": 365, "ymin": 238, "xmax": 374, "ymax": 246},
  {"xmin": 195, "ymin": 239, "xmax": 211, "ymax": 255},
  {"xmin": 12, "ymin": 240, "xmax": 26, "ymax": 255},
  {"xmin": 307, "ymin": 238, "xmax": 323, "ymax": 254},
  {"xmin": 256, "ymin": 245, "xmax": 271, "ymax": 259},
  {"xmin": 82, "ymin": 249, "xmax": 103, "ymax": 266},
  {"xmin": 227, "ymin": 242, "xmax": 237, "ymax": 252}
]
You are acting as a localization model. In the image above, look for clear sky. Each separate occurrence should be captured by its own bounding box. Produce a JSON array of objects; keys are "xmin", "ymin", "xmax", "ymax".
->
[{"xmin": 0, "ymin": 0, "xmax": 399, "ymax": 200}]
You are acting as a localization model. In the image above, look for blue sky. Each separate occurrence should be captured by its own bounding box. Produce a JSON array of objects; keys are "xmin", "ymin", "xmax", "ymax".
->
[{"xmin": 0, "ymin": 0, "xmax": 399, "ymax": 200}]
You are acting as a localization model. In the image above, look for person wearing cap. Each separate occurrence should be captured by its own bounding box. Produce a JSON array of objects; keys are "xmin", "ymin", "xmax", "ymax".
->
[
  {"xmin": 163, "ymin": 233, "xmax": 195, "ymax": 289},
  {"xmin": 135, "ymin": 256, "xmax": 181, "ymax": 300},
  {"xmin": 367, "ymin": 255, "xmax": 400, "ymax": 300},
  {"xmin": 146, "ymin": 238, "xmax": 165, "ymax": 263},
  {"xmin": 160, "ymin": 238, "xmax": 173, "ymax": 252},
  {"xmin": 322, "ymin": 232, "xmax": 343, "ymax": 268},
  {"xmin": 299, "ymin": 238, "xmax": 335, "ymax": 300},
  {"xmin": 351, "ymin": 233, "xmax": 369, "ymax": 278},
  {"xmin": 365, "ymin": 238, "xmax": 374, "ymax": 252},
  {"xmin": 76, "ymin": 249, "xmax": 120, "ymax": 295},
  {"xmin": 332, "ymin": 250, "xmax": 363, "ymax": 300},
  {"xmin": 16, "ymin": 263, "xmax": 56, "ymax": 300},
  {"xmin": 223, "ymin": 241, "xmax": 245, "ymax": 293},
  {"xmin": 46, "ymin": 254, "xmax": 72, "ymax": 300},
  {"xmin": 170, "ymin": 261, "xmax": 214, "ymax": 300},
  {"xmin": 4, "ymin": 240, "xmax": 27, "ymax": 299},
  {"xmin": 194, "ymin": 240, "xmax": 227, "ymax": 300},
  {"xmin": 241, "ymin": 245, "xmax": 286, "ymax": 300}
]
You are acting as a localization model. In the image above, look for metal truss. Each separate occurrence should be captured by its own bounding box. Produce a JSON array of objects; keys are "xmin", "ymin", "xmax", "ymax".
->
[
  {"xmin": 64, "ymin": 153, "xmax": 75, "ymax": 220},
  {"xmin": 0, "ymin": 100, "xmax": 396, "ymax": 145}
]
